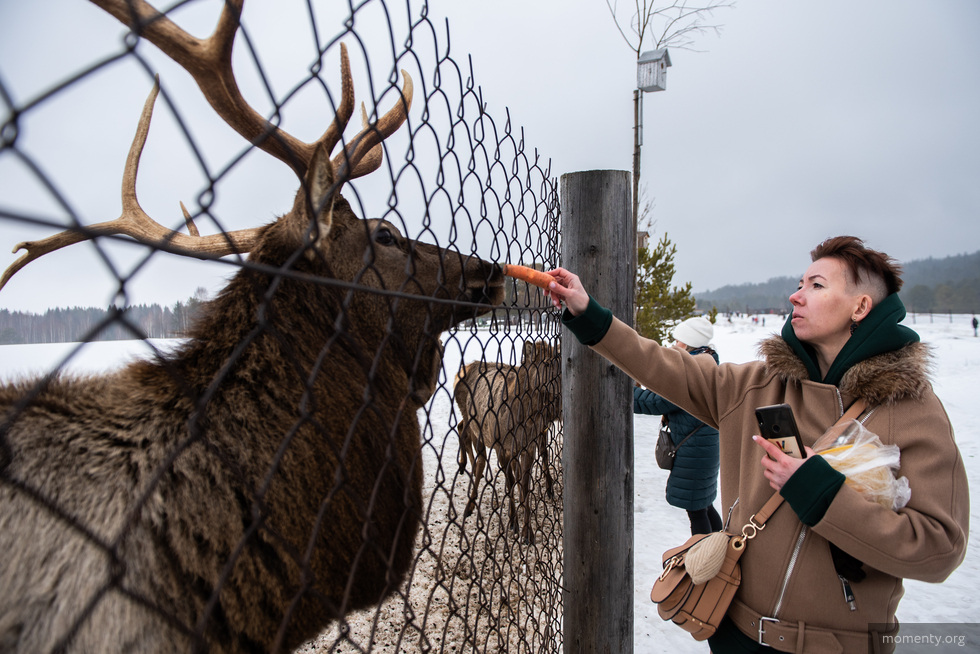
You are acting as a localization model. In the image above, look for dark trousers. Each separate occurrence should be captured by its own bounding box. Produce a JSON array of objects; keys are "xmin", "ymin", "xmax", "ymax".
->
[{"xmin": 687, "ymin": 504, "xmax": 723, "ymax": 535}]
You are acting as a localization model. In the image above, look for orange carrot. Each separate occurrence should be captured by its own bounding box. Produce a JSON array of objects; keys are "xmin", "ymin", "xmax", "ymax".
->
[{"xmin": 503, "ymin": 263, "xmax": 555, "ymax": 289}]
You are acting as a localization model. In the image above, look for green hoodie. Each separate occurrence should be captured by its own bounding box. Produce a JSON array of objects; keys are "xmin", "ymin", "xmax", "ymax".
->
[
  {"xmin": 776, "ymin": 293, "xmax": 921, "ymax": 531},
  {"xmin": 780, "ymin": 292, "xmax": 920, "ymax": 387}
]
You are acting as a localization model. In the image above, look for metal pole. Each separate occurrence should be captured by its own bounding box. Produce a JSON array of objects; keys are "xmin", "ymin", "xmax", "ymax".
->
[
  {"xmin": 561, "ymin": 170, "xmax": 634, "ymax": 654},
  {"xmin": 632, "ymin": 89, "xmax": 642, "ymax": 255},
  {"xmin": 631, "ymin": 89, "xmax": 643, "ymax": 328}
]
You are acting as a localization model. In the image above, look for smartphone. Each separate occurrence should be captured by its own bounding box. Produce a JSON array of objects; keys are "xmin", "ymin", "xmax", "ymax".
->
[{"xmin": 755, "ymin": 404, "xmax": 807, "ymax": 459}]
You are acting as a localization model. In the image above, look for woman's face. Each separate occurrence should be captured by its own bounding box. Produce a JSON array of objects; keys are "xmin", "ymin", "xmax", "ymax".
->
[{"xmin": 789, "ymin": 257, "xmax": 860, "ymax": 349}]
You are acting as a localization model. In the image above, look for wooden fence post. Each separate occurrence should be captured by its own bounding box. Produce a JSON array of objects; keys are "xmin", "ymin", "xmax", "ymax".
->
[{"xmin": 560, "ymin": 170, "xmax": 634, "ymax": 653}]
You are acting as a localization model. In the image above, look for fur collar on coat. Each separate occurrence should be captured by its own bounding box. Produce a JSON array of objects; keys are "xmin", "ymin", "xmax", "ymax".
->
[{"xmin": 758, "ymin": 336, "xmax": 934, "ymax": 407}]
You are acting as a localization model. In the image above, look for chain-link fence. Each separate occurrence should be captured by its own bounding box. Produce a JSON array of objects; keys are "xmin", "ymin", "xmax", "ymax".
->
[{"xmin": 0, "ymin": 1, "xmax": 563, "ymax": 652}]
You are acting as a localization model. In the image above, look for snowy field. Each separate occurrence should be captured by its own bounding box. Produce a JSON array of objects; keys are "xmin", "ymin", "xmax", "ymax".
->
[{"xmin": 1, "ymin": 312, "xmax": 977, "ymax": 651}]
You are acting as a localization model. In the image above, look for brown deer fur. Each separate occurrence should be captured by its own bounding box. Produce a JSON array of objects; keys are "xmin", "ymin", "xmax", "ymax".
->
[
  {"xmin": 453, "ymin": 340, "xmax": 561, "ymax": 544},
  {"xmin": 0, "ymin": 140, "xmax": 505, "ymax": 652}
]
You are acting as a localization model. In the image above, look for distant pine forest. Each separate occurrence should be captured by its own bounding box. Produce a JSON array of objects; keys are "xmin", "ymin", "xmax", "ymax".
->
[
  {"xmin": 696, "ymin": 250, "xmax": 980, "ymax": 315},
  {"xmin": 1, "ymin": 275, "xmax": 541, "ymax": 345},
  {"xmin": 2, "ymin": 252, "xmax": 977, "ymax": 345},
  {"xmin": 1, "ymin": 292, "xmax": 209, "ymax": 345}
]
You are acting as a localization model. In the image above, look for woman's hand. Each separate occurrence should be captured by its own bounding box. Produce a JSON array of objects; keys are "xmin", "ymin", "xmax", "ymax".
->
[
  {"xmin": 543, "ymin": 267, "xmax": 590, "ymax": 316},
  {"xmin": 753, "ymin": 436, "xmax": 815, "ymax": 491}
]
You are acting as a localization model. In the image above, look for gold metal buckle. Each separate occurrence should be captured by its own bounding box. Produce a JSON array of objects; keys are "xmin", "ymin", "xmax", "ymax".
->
[
  {"xmin": 659, "ymin": 555, "xmax": 682, "ymax": 581},
  {"xmin": 741, "ymin": 514, "xmax": 766, "ymax": 541}
]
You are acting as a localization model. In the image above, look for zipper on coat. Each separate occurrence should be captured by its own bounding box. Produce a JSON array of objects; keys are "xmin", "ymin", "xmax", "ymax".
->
[
  {"xmin": 838, "ymin": 574, "xmax": 857, "ymax": 611},
  {"xmin": 768, "ymin": 390, "xmax": 830, "ymax": 620},
  {"xmin": 831, "ymin": 389, "xmax": 869, "ymax": 614},
  {"xmin": 772, "ymin": 526, "xmax": 807, "ymax": 618},
  {"xmin": 770, "ymin": 393, "xmax": 870, "ymax": 622},
  {"xmin": 837, "ymin": 389, "xmax": 876, "ymax": 426}
]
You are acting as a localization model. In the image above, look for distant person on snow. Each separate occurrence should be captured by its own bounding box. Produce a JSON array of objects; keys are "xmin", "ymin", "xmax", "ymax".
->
[
  {"xmin": 634, "ymin": 316, "xmax": 722, "ymax": 535},
  {"xmin": 973, "ymin": 315, "xmax": 978, "ymax": 337}
]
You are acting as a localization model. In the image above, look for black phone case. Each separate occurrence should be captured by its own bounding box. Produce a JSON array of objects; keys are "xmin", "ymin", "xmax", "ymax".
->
[{"xmin": 755, "ymin": 403, "xmax": 807, "ymax": 458}]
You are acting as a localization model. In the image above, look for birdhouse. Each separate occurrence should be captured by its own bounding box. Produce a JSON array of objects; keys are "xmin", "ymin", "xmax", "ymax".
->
[{"xmin": 637, "ymin": 48, "xmax": 672, "ymax": 92}]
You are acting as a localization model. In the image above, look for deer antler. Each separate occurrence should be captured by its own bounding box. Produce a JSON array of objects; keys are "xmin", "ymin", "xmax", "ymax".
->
[
  {"xmin": 1, "ymin": 79, "xmax": 262, "ymax": 292},
  {"xmin": 92, "ymin": 0, "xmax": 310, "ymax": 177},
  {"xmin": 89, "ymin": 0, "xmax": 412, "ymax": 180},
  {"xmin": 1, "ymin": 2, "xmax": 413, "ymax": 291}
]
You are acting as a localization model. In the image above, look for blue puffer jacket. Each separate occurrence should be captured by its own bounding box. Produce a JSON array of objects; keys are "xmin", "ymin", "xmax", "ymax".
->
[{"xmin": 634, "ymin": 346, "xmax": 720, "ymax": 511}]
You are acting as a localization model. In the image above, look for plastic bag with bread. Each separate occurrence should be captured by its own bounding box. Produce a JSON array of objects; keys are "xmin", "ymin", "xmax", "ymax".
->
[{"xmin": 814, "ymin": 420, "xmax": 911, "ymax": 511}]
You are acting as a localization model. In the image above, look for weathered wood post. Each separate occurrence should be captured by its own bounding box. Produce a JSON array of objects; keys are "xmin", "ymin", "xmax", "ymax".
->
[{"xmin": 561, "ymin": 170, "xmax": 634, "ymax": 653}]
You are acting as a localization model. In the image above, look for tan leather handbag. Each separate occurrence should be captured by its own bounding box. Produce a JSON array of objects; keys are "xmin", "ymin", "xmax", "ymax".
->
[
  {"xmin": 650, "ymin": 492, "xmax": 783, "ymax": 640},
  {"xmin": 649, "ymin": 400, "xmax": 868, "ymax": 641}
]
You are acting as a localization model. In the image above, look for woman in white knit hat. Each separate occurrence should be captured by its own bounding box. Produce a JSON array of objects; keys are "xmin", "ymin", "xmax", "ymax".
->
[
  {"xmin": 671, "ymin": 316, "xmax": 714, "ymax": 351},
  {"xmin": 633, "ymin": 316, "xmax": 722, "ymax": 534}
]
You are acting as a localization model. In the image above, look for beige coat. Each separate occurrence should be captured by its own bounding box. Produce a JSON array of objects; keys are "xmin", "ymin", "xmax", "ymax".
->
[{"xmin": 594, "ymin": 317, "xmax": 969, "ymax": 652}]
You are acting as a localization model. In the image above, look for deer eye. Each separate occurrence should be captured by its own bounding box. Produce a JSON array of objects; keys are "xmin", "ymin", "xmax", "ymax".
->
[{"xmin": 373, "ymin": 227, "xmax": 396, "ymax": 246}]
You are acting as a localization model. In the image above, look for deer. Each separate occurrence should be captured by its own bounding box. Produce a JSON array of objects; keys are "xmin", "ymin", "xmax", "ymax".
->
[
  {"xmin": 0, "ymin": 1, "xmax": 504, "ymax": 653},
  {"xmin": 453, "ymin": 340, "xmax": 561, "ymax": 545}
]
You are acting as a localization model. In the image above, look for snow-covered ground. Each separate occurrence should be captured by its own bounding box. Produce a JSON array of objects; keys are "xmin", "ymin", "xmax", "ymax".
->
[{"xmin": 2, "ymin": 312, "xmax": 977, "ymax": 651}]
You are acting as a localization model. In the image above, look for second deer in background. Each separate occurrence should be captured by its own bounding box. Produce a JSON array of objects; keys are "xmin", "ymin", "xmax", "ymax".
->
[{"xmin": 454, "ymin": 340, "xmax": 561, "ymax": 544}]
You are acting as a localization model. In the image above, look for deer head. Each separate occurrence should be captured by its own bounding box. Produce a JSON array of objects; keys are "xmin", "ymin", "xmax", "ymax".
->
[
  {"xmin": 0, "ymin": 3, "xmax": 506, "ymax": 651},
  {"xmin": 0, "ymin": 0, "xmax": 505, "ymax": 366}
]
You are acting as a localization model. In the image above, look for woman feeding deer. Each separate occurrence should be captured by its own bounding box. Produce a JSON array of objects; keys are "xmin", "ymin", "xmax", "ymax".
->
[{"xmin": 543, "ymin": 236, "xmax": 968, "ymax": 653}]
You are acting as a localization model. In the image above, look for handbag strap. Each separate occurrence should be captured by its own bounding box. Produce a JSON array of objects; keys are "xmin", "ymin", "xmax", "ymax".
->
[
  {"xmin": 738, "ymin": 398, "xmax": 869, "ymax": 542},
  {"xmin": 674, "ymin": 424, "xmax": 703, "ymax": 449}
]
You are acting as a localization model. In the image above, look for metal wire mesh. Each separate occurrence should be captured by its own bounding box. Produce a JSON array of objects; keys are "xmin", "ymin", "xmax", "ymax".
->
[{"xmin": 0, "ymin": 1, "xmax": 562, "ymax": 652}]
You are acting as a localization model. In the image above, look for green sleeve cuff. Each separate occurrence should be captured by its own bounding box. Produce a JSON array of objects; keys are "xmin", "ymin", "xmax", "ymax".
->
[
  {"xmin": 561, "ymin": 296, "xmax": 613, "ymax": 346},
  {"xmin": 781, "ymin": 455, "xmax": 846, "ymax": 526}
]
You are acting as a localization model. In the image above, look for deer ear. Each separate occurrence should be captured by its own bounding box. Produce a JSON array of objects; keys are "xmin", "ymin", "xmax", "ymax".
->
[
  {"xmin": 410, "ymin": 338, "xmax": 444, "ymax": 405},
  {"xmin": 306, "ymin": 141, "xmax": 339, "ymax": 246}
]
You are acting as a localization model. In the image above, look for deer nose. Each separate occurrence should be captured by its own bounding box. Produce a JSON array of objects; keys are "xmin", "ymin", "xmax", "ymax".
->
[{"xmin": 463, "ymin": 258, "xmax": 503, "ymax": 285}]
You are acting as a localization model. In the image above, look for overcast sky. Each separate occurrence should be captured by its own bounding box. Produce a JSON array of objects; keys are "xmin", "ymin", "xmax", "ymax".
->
[
  {"xmin": 1, "ymin": 0, "xmax": 978, "ymax": 314},
  {"xmin": 437, "ymin": 0, "xmax": 980, "ymax": 292}
]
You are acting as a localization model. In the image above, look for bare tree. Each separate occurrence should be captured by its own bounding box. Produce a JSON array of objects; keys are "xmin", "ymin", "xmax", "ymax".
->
[
  {"xmin": 605, "ymin": 0, "xmax": 733, "ymax": 57},
  {"xmin": 605, "ymin": 0, "xmax": 734, "ymax": 289}
]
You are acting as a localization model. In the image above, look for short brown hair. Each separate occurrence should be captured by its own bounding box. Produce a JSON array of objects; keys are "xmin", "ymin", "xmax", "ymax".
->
[{"xmin": 810, "ymin": 236, "xmax": 903, "ymax": 301}]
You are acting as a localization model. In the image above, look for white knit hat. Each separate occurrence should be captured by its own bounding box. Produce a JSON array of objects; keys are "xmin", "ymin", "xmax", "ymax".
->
[{"xmin": 671, "ymin": 316, "xmax": 714, "ymax": 348}]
